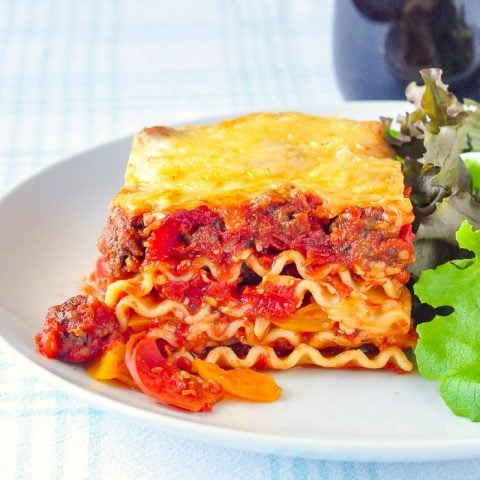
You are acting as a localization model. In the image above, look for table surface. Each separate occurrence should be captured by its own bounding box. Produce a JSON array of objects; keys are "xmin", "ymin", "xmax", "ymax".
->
[{"xmin": 1, "ymin": 1, "xmax": 480, "ymax": 479}]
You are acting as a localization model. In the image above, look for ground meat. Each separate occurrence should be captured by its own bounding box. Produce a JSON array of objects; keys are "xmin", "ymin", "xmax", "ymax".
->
[
  {"xmin": 247, "ymin": 190, "xmax": 325, "ymax": 251},
  {"xmin": 97, "ymin": 206, "xmax": 145, "ymax": 280},
  {"xmin": 35, "ymin": 295, "xmax": 121, "ymax": 363},
  {"xmin": 329, "ymin": 206, "xmax": 414, "ymax": 273}
]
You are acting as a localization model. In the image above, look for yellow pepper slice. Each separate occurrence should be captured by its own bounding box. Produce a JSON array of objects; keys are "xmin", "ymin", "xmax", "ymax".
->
[
  {"xmin": 194, "ymin": 358, "xmax": 282, "ymax": 402},
  {"xmin": 86, "ymin": 340, "xmax": 135, "ymax": 387},
  {"xmin": 271, "ymin": 303, "xmax": 331, "ymax": 332}
]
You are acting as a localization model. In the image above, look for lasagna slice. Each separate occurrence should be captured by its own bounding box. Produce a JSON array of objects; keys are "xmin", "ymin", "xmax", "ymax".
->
[{"xmin": 36, "ymin": 112, "xmax": 416, "ymax": 412}]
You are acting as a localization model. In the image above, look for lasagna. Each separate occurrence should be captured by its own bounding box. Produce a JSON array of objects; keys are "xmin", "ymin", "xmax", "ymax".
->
[{"xmin": 36, "ymin": 112, "xmax": 416, "ymax": 412}]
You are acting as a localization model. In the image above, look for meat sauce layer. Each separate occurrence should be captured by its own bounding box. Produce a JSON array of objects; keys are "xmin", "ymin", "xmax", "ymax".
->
[{"xmin": 98, "ymin": 189, "xmax": 414, "ymax": 321}]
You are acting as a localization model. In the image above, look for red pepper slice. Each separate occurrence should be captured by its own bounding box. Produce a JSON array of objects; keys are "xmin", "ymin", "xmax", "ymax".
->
[{"xmin": 125, "ymin": 332, "xmax": 223, "ymax": 412}]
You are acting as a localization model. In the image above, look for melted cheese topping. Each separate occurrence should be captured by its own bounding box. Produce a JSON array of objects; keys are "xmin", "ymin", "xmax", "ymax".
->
[{"xmin": 114, "ymin": 112, "xmax": 412, "ymax": 221}]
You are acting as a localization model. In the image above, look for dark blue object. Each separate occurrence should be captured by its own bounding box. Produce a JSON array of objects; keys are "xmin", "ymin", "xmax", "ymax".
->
[{"xmin": 333, "ymin": 0, "xmax": 480, "ymax": 100}]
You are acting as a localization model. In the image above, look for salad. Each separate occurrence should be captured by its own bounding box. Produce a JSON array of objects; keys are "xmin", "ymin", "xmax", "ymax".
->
[{"xmin": 383, "ymin": 68, "xmax": 480, "ymax": 421}]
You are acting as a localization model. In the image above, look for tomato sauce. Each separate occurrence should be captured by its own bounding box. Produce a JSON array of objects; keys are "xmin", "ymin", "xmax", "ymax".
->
[{"xmin": 144, "ymin": 191, "xmax": 414, "ymax": 321}]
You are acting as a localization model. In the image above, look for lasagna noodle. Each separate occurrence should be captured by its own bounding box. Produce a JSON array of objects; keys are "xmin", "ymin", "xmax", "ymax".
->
[
  {"xmin": 203, "ymin": 344, "xmax": 413, "ymax": 372},
  {"xmin": 98, "ymin": 112, "xmax": 416, "ymax": 374},
  {"xmin": 104, "ymin": 247, "xmax": 411, "ymax": 335},
  {"xmin": 104, "ymin": 248, "xmax": 406, "ymax": 308},
  {"xmin": 103, "ymin": 253, "xmax": 414, "ymax": 372}
]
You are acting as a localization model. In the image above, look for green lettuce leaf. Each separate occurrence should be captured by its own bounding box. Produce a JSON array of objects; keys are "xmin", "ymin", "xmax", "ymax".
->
[
  {"xmin": 414, "ymin": 221, "xmax": 480, "ymax": 420},
  {"xmin": 463, "ymin": 156, "xmax": 480, "ymax": 195}
]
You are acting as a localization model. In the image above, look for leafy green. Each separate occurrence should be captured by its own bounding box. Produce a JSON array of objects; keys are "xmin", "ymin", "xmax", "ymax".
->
[
  {"xmin": 414, "ymin": 221, "xmax": 480, "ymax": 421},
  {"xmin": 464, "ymin": 157, "xmax": 480, "ymax": 195},
  {"xmin": 411, "ymin": 192, "xmax": 480, "ymax": 277},
  {"xmin": 382, "ymin": 68, "xmax": 480, "ymax": 278}
]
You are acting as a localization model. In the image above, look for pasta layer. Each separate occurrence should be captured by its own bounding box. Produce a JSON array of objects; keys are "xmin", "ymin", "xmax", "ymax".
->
[{"xmin": 204, "ymin": 344, "xmax": 414, "ymax": 372}]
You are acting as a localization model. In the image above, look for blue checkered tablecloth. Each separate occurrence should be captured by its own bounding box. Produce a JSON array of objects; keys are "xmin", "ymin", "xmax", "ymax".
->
[{"xmin": 1, "ymin": 1, "xmax": 480, "ymax": 479}]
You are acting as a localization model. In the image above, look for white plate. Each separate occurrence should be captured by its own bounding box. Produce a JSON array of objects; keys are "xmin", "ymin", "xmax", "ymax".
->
[{"xmin": 1, "ymin": 102, "xmax": 480, "ymax": 462}]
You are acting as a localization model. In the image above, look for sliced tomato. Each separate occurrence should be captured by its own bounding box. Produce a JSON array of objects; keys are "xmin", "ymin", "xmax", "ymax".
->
[{"xmin": 125, "ymin": 332, "xmax": 223, "ymax": 412}]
